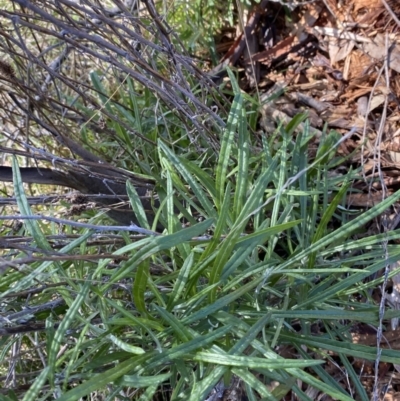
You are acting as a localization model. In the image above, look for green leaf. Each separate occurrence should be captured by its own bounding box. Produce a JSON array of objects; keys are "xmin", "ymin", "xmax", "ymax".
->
[
  {"xmin": 126, "ymin": 181, "xmax": 151, "ymax": 229},
  {"xmin": 56, "ymin": 357, "xmax": 141, "ymax": 401},
  {"xmin": 216, "ymin": 93, "xmax": 242, "ymax": 206},
  {"xmin": 278, "ymin": 331, "xmax": 400, "ymax": 364},
  {"xmin": 193, "ymin": 352, "xmax": 323, "ymax": 369},
  {"xmin": 12, "ymin": 158, "xmax": 52, "ymax": 251},
  {"xmin": 122, "ymin": 373, "xmax": 171, "ymax": 387}
]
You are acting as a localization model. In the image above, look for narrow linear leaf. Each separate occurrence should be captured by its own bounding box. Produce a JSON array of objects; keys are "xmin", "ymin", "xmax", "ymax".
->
[
  {"xmin": 216, "ymin": 93, "xmax": 242, "ymax": 205},
  {"xmin": 193, "ymin": 352, "xmax": 323, "ymax": 369}
]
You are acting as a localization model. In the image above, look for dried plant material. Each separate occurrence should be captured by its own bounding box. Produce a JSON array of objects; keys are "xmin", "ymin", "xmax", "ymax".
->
[
  {"xmin": 352, "ymin": 0, "xmax": 382, "ymax": 14},
  {"xmin": 290, "ymin": 81, "xmax": 329, "ymax": 91},
  {"xmin": 383, "ymin": 392, "xmax": 400, "ymax": 400},
  {"xmin": 320, "ymin": 104, "xmax": 354, "ymax": 123},
  {"xmin": 260, "ymin": 103, "xmax": 323, "ymax": 137},
  {"xmin": 344, "ymin": 88, "xmax": 371, "ymax": 104},
  {"xmin": 367, "ymin": 93, "xmax": 387, "ymax": 112},
  {"xmin": 288, "ymin": 91, "xmax": 330, "ymax": 113},
  {"xmin": 347, "ymin": 51, "xmax": 374, "ymax": 80},
  {"xmin": 0, "ymin": 60, "xmax": 16, "ymax": 80},
  {"xmin": 388, "ymin": 151, "xmax": 400, "ymax": 163},
  {"xmin": 211, "ymin": 0, "xmax": 269, "ymax": 76},
  {"xmin": 386, "ymin": 131, "xmax": 400, "ymax": 155},
  {"xmin": 246, "ymin": 36, "xmax": 296, "ymax": 65},
  {"xmin": 352, "ymin": 326, "xmax": 400, "ymax": 347},
  {"xmin": 328, "ymin": 38, "xmax": 355, "ymax": 64},
  {"xmin": 243, "ymin": 14, "xmax": 260, "ymax": 88},
  {"xmin": 311, "ymin": 26, "xmax": 372, "ymax": 43},
  {"xmin": 357, "ymin": 96, "xmax": 369, "ymax": 116},
  {"xmin": 290, "ymin": 3, "xmax": 322, "ymax": 41},
  {"xmin": 361, "ymin": 34, "xmax": 400, "ymax": 73},
  {"xmin": 346, "ymin": 191, "xmax": 393, "ymax": 207}
]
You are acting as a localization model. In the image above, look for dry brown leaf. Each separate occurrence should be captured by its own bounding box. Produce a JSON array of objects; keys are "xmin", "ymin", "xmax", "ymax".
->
[
  {"xmin": 344, "ymin": 88, "xmax": 371, "ymax": 103},
  {"xmin": 291, "ymin": 3, "xmax": 322, "ymax": 41},
  {"xmin": 329, "ymin": 39, "xmax": 355, "ymax": 64},
  {"xmin": 352, "ymin": 0, "xmax": 382, "ymax": 14},
  {"xmin": 368, "ymin": 94, "xmax": 387, "ymax": 112},
  {"xmin": 347, "ymin": 51, "xmax": 374, "ymax": 80},
  {"xmin": 384, "ymin": 394, "xmax": 400, "ymax": 401},
  {"xmin": 361, "ymin": 34, "xmax": 400, "ymax": 73},
  {"xmin": 321, "ymin": 105, "xmax": 353, "ymax": 121}
]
